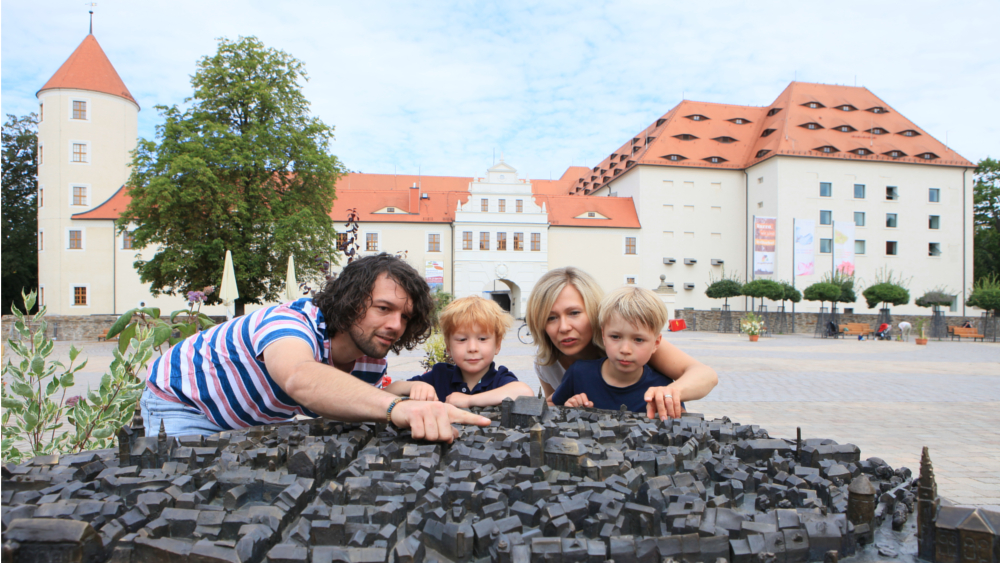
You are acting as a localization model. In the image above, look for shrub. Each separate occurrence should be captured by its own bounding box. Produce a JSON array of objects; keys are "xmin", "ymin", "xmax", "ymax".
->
[
  {"xmin": 742, "ymin": 279, "xmax": 784, "ymax": 302},
  {"xmin": 803, "ymin": 282, "xmax": 842, "ymax": 306}
]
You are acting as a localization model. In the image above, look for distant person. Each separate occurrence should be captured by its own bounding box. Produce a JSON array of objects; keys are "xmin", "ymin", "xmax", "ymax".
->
[
  {"xmin": 385, "ymin": 296, "xmax": 533, "ymax": 407},
  {"xmin": 525, "ymin": 267, "xmax": 717, "ymax": 420},
  {"xmin": 141, "ymin": 253, "xmax": 490, "ymax": 442}
]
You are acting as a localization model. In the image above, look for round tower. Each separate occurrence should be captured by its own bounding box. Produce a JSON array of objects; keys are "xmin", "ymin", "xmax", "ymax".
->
[{"xmin": 36, "ymin": 33, "xmax": 138, "ymax": 315}]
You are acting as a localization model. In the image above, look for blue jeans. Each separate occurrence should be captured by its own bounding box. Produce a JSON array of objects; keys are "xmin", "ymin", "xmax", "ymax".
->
[{"xmin": 140, "ymin": 387, "xmax": 225, "ymax": 437}]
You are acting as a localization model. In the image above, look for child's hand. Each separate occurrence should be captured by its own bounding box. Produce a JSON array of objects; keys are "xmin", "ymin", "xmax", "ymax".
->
[
  {"xmin": 645, "ymin": 384, "xmax": 684, "ymax": 420},
  {"xmin": 409, "ymin": 382, "xmax": 439, "ymax": 402},
  {"xmin": 445, "ymin": 393, "xmax": 472, "ymax": 408},
  {"xmin": 564, "ymin": 393, "xmax": 593, "ymax": 408}
]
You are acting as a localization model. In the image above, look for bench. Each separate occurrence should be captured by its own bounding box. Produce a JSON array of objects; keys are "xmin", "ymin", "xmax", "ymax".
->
[
  {"xmin": 951, "ymin": 327, "xmax": 985, "ymax": 342},
  {"xmin": 840, "ymin": 323, "xmax": 873, "ymax": 338},
  {"xmin": 97, "ymin": 329, "xmax": 117, "ymax": 342}
]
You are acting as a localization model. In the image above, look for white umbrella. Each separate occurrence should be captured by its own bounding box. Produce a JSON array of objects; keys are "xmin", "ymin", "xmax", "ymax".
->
[
  {"xmin": 219, "ymin": 250, "xmax": 239, "ymax": 320},
  {"xmin": 285, "ymin": 255, "xmax": 299, "ymax": 302}
]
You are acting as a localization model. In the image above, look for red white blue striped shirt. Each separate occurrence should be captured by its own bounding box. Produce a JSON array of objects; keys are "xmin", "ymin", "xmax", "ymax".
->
[{"xmin": 145, "ymin": 298, "xmax": 387, "ymax": 430}]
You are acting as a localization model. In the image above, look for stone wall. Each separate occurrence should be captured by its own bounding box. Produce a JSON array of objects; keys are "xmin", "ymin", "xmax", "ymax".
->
[
  {"xmin": 1, "ymin": 314, "xmax": 229, "ymax": 342},
  {"xmin": 674, "ymin": 308, "xmax": 987, "ymax": 336}
]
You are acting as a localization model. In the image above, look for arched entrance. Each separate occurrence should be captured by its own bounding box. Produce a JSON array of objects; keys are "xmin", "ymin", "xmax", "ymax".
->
[{"xmin": 481, "ymin": 279, "xmax": 522, "ymax": 318}]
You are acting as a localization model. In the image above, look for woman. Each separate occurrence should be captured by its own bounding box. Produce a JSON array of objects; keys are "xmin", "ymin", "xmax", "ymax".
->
[{"xmin": 526, "ymin": 267, "xmax": 718, "ymax": 419}]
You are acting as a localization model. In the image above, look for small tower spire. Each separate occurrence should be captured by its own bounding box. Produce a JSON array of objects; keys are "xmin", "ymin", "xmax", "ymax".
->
[{"xmin": 87, "ymin": 3, "xmax": 97, "ymax": 35}]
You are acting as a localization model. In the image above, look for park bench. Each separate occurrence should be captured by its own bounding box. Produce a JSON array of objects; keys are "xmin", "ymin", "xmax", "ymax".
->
[
  {"xmin": 840, "ymin": 323, "xmax": 873, "ymax": 338},
  {"xmin": 97, "ymin": 329, "xmax": 117, "ymax": 342},
  {"xmin": 950, "ymin": 327, "xmax": 985, "ymax": 342}
]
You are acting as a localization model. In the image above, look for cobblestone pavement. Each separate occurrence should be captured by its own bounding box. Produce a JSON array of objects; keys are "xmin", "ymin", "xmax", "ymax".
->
[{"xmin": 13, "ymin": 326, "xmax": 999, "ymax": 507}]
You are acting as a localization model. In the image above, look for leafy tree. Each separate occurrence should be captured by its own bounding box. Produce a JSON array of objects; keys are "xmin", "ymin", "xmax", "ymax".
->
[
  {"xmin": 973, "ymin": 157, "xmax": 1000, "ymax": 283},
  {"xmin": 915, "ymin": 288, "xmax": 953, "ymax": 310},
  {"xmin": 741, "ymin": 279, "xmax": 784, "ymax": 302},
  {"xmin": 803, "ymin": 282, "xmax": 841, "ymax": 310},
  {"xmin": 966, "ymin": 275, "xmax": 1000, "ymax": 314},
  {"xmin": 861, "ymin": 268, "xmax": 910, "ymax": 310},
  {"xmin": 705, "ymin": 268, "xmax": 743, "ymax": 307},
  {"xmin": 821, "ymin": 271, "xmax": 856, "ymax": 305},
  {"xmin": 779, "ymin": 282, "xmax": 801, "ymax": 305},
  {"xmin": 120, "ymin": 37, "xmax": 345, "ymax": 315},
  {"xmin": 2, "ymin": 113, "xmax": 38, "ymax": 315}
]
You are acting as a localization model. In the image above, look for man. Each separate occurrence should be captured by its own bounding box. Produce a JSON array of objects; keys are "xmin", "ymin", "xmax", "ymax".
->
[{"xmin": 140, "ymin": 253, "xmax": 489, "ymax": 442}]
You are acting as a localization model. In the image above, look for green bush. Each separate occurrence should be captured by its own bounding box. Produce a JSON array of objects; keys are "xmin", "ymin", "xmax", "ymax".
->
[
  {"xmin": 803, "ymin": 282, "xmax": 842, "ymax": 306},
  {"xmin": 420, "ymin": 332, "xmax": 453, "ymax": 371},
  {"xmin": 916, "ymin": 289, "xmax": 954, "ymax": 309},
  {"xmin": 863, "ymin": 283, "xmax": 910, "ymax": 309},
  {"xmin": 742, "ymin": 279, "xmax": 784, "ymax": 302},
  {"xmin": 780, "ymin": 282, "xmax": 802, "ymax": 304}
]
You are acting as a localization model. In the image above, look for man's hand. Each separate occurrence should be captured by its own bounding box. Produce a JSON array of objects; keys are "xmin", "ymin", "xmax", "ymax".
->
[
  {"xmin": 564, "ymin": 393, "xmax": 593, "ymax": 408},
  {"xmin": 645, "ymin": 384, "xmax": 683, "ymax": 421},
  {"xmin": 389, "ymin": 399, "xmax": 490, "ymax": 443},
  {"xmin": 409, "ymin": 382, "xmax": 439, "ymax": 402}
]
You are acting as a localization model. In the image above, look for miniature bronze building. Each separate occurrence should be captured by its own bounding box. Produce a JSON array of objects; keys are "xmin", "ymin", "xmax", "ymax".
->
[
  {"xmin": 847, "ymin": 474, "xmax": 876, "ymax": 544},
  {"xmin": 918, "ymin": 446, "xmax": 940, "ymax": 560}
]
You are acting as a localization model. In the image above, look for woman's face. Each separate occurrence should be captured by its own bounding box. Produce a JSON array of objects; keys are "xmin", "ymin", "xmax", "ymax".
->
[{"xmin": 544, "ymin": 285, "xmax": 595, "ymax": 360}]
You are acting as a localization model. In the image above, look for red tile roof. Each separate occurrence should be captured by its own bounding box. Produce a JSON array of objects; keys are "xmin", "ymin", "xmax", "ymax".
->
[
  {"xmin": 38, "ymin": 34, "xmax": 137, "ymax": 107},
  {"xmin": 71, "ymin": 185, "xmax": 129, "ymax": 220},
  {"xmin": 571, "ymin": 82, "xmax": 973, "ymax": 194}
]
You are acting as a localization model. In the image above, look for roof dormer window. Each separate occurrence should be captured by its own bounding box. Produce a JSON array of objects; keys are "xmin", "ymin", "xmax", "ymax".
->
[
  {"xmin": 632, "ymin": 146, "xmax": 641, "ymax": 154},
  {"xmin": 761, "ymin": 128, "xmax": 776, "ymax": 137},
  {"xmin": 767, "ymin": 108, "xmax": 782, "ymax": 117},
  {"xmin": 918, "ymin": 152, "xmax": 939, "ymax": 160},
  {"xmin": 835, "ymin": 125, "xmax": 857, "ymax": 133},
  {"xmin": 656, "ymin": 118, "xmax": 667, "ymax": 127},
  {"xmin": 704, "ymin": 156, "xmax": 727, "ymax": 164},
  {"xmin": 631, "ymin": 137, "xmax": 640, "ymax": 145},
  {"xmin": 837, "ymin": 105, "xmax": 857, "ymax": 112},
  {"xmin": 899, "ymin": 129, "xmax": 921, "ymax": 137},
  {"xmin": 663, "ymin": 154, "xmax": 687, "ymax": 161},
  {"xmin": 803, "ymin": 101, "xmax": 825, "ymax": 109},
  {"xmin": 673, "ymin": 134, "xmax": 698, "ymax": 141},
  {"xmin": 728, "ymin": 118, "xmax": 752, "ymax": 125},
  {"xmin": 867, "ymin": 106, "xmax": 888, "ymax": 114},
  {"xmin": 713, "ymin": 136, "xmax": 737, "ymax": 144},
  {"xmin": 685, "ymin": 114, "xmax": 709, "ymax": 121},
  {"xmin": 815, "ymin": 145, "xmax": 839, "ymax": 153},
  {"xmin": 850, "ymin": 148, "xmax": 872, "ymax": 156},
  {"xmin": 883, "ymin": 150, "xmax": 907, "ymax": 158},
  {"xmin": 755, "ymin": 149, "xmax": 771, "ymax": 158},
  {"xmin": 800, "ymin": 122, "xmax": 824, "ymax": 130},
  {"xmin": 646, "ymin": 136, "xmax": 655, "ymax": 144},
  {"xmin": 866, "ymin": 127, "xmax": 888, "ymax": 135}
]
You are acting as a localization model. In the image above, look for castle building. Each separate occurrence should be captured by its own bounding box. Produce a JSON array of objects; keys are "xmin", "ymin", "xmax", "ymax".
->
[{"xmin": 36, "ymin": 33, "xmax": 978, "ymax": 319}]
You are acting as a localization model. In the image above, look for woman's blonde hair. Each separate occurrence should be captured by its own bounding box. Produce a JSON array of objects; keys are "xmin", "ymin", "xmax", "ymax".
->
[
  {"xmin": 525, "ymin": 267, "xmax": 605, "ymax": 366},
  {"xmin": 440, "ymin": 295, "xmax": 513, "ymax": 343},
  {"xmin": 597, "ymin": 286, "xmax": 669, "ymax": 338}
]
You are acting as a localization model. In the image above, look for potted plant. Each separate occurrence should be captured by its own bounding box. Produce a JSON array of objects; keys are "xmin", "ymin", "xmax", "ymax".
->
[
  {"xmin": 914, "ymin": 318, "xmax": 928, "ymax": 345},
  {"xmin": 741, "ymin": 312, "xmax": 765, "ymax": 342}
]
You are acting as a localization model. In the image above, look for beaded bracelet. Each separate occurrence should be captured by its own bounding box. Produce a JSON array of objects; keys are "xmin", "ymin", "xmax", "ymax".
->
[{"xmin": 386, "ymin": 397, "xmax": 409, "ymax": 427}]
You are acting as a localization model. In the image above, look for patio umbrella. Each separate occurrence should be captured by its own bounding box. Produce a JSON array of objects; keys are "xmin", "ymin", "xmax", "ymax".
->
[
  {"xmin": 285, "ymin": 255, "xmax": 299, "ymax": 302},
  {"xmin": 219, "ymin": 250, "xmax": 239, "ymax": 320}
]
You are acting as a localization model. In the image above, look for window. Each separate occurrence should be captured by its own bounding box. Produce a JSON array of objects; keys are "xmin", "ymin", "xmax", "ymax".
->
[
  {"xmin": 886, "ymin": 241, "xmax": 898, "ymax": 255},
  {"xmin": 674, "ymin": 134, "xmax": 698, "ymax": 141},
  {"xmin": 72, "ymin": 185, "xmax": 87, "ymax": 206},
  {"xmin": 514, "ymin": 232, "xmax": 524, "ymax": 251},
  {"xmin": 929, "ymin": 243, "xmax": 941, "ymax": 257},
  {"xmin": 427, "ymin": 233, "xmax": 441, "ymax": 252},
  {"xmin": 816, "ymin": 146, "xmax": 838, "ymax": 153},
  {"xmin": 664, "ymin": 154, "xmax": 687, "ymax": 161},
  {"xmin": 72, "ymin": 100, "xmax": 87, "ymax": 120},
  {"xmin": 801, "ymin": 122, "xmax": 823, "ymax": 130},
  {"xmin": 462, "ymin": 231, "xmax": 472, "ymax": 250},
  {"xmin": 497, "ymin": 232, "xmax": 507, "ymax": 251},
  {"xmin": 625, "ymin": 237, "xmax": 637, "ymax": 255},
  {"xmin": 38, "ymin": 230, "xmax": 44, "ymax": 251},
  {"xmin": 481, "ymin": 199, "xmax": 488, "ymax": 212},
  {"xmin": 767, "ymin": 108, "xmax": 782, "ymax": 117},
  {"xmin": 386, "ymin": 207, "xmax": 395, "ymax": 213},
  {"xmin": 729, "ymin": 118, "xmax": 751, "ymax": 124},
  {"xmin": 820, "ymin": 210, "xmax": 832, "ymax": 225},
  {"xmin": 73, "ymin": 286, "xmax": 88, "ymax": 306},
  {"xmin": 820, "ymin": 238, "xmax": 832, "ymax": 253},
  {"xmin": 761, "ymin": 128, "xmax": 776, "ymax": 137},
  {"xmin": 499, "ymin": 199, "xmax": 506, "ymax": 213},
  {"xmin": 531, "ymin": 233, "xmax": 541, "ymax": 251},
  {"xmin": 886, "ymin": 213, "xmax": 898, "ymax": 228},
  {"xmin": 365, "ymin": 233, "xmax": 378, "ymax": 251},
  {"xmin": 900, "ymin": 130, "xmax": 920, "ymax": 137},
  {"xmin": 704, "ymin": 156, "xmax": 727, "ymax": 163},
  {"xmin": 39, "ymin": 287, "xmax": 44, "ymax": 306},
  {"xmin": 805, "ymin": 102, "xmax": 824, "ymax": 109},
  {"xmin": 587, "ymin": 212, "xmax": 596, "ymax": 218},
  {"xmin": 337, "ymin": 232, "xmax": 348, "ymax": 250},
  {"xmin": 626, "ymin": 277, "xmax": 636, "ymax": 285},
  {"xmin": 886, "ymin": 186, "xmax": 899, "ymax": 200},
  {"xmin": 516, "ymin": 199, "xmax": 523, "ymax": 213},
  {"xmin": 72, "ymin": 143, "xmax": 88, "ymax": 163},
  {"xmin": 854, "ymin": 212, "xmax": 865, "ymax": 227},
  {"xmin": 868, "ymin": 106, "xmax": 887, "ymax": 114},
  {"xmin": 820, "ymin": 182, "xmax": 832, "ymax": 197},
  {"xmin": 838, "ymin": 105, "xmax": 857, "ymax": 112},
  {"xmin": 38, "ymin": 186, "xmax": 44, "ymax": 207},
  {"xmin": 929, "ymin": 215, "xmax": 940, "ymax": 229},
  {"xmin": 68, "ymin": 230, "xmax": 83, "ymax": 250},
  {"xmin": 854, "ymin": 184, "xmax": 866, "ymax": 199},
  {"xmin": 713, "ymin": 136, "xmax": 737, "ymax": 143},
  {"xmin": 685, "ymin": 114, "xmax": 708, "ymax": 121},
  {"xmin": 39, "ymin": 103, "xmax": 43, "ymax": 122},
  {"xmin": 39, "ymin": 145, "xmax": 43, "ymax": 165},
  {"xmin": 480, "ymin": 232, "xmax": 490, "ymax": 251},
  {"xmin": 122, "ymin": 231, "xmax": 134, "ymax": 250},
  {"xmin": 867, "ymin": 127, "xmax": 888, "ymax": 135},
  {"xmin": 835, "ymin": 125, "xmax": 856, "ymax": 132},
  {"xmin": 884, "ymin": 150, "xmax": 906, "ymax": 158},
  {"xmin": 855, "ymin": 240, "xmax": 866, "ymax": 255},
  {"xmin": 929, "ymin": 188, "xmax": 940, "ymax": 202},
  {"xmin": 755, "ymin": 150, "xmax": 770, "ymax": 158},
  {"xmin": 851, "ymin": 148, "xmax": 871, "ymax": 156}
]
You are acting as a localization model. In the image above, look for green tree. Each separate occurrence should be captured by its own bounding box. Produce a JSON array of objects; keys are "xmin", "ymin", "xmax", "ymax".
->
[
  {"xmin": 741, "ymin": 279, "xmax": 784, "ymax": 303},
  {"xmin": 1, "ymin": 114, "xmax": 39, "ymax": 315},
  {"xmin": 973, "ymin": 157, "xmax": 1000, "ymax": 283},
  {"xmin": 915, "ymin": 288, "xmax": 953, "ymax": 310},
  {"xmin": 803, "ymin": 282, "xmax": 841, "ymax": 310},
  {"xmin": 705, "ymin": 268, "xmax": 743, "ymax": 307},
  {"xmin": 861, "ymin": 268, "xmax": 910, "ymax": 310},
  {"xmin": 120, "ymin": 37, "xmax": 345, "ymax": 314},
  {"xmin": 822, "ymin": 271, "xmax": 856, "ymax": 305},
  {"xmin": 779, "ymin": 282, "xmax": 801, "ymax": 305},
  {"xmin": 966, "ymin": 275, "xmax": 1000, "ymax": 314}
]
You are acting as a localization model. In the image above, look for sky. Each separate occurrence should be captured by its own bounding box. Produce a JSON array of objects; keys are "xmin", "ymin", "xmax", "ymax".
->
[{"xmin": 3, "ymin": 1, "xmax": 998, "ymax": 180}]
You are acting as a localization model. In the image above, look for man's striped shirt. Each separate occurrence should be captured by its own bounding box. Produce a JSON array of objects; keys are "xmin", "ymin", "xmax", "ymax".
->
[{"xmin": 145, "ymin": 298, "xmax": 387, "ymax": 430}]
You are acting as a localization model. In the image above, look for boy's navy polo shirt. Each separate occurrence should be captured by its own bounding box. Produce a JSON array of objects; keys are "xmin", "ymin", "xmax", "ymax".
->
[
  {"xmin": 551, "ymin": 358, "xmax": 673, "ymax": 413},
  {"xmin": 408, "ymin": 362, "xmax": 519, "ymax": 401}
]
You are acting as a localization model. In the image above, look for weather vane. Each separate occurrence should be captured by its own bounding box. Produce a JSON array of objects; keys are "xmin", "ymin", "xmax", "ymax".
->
[{"xmin": 86, "ymin": 2, "xmax": 97, "ymax": 34}]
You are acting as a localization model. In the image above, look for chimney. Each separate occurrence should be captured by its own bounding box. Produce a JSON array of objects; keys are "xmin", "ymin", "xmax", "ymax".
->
[{"xmin": 409, "ymin": 183, "xmax": 419, "ymax": 213}]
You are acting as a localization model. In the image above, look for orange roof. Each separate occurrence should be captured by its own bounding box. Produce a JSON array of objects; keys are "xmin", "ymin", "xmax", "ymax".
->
[
  {"xmin": 72, "ymin": 185, "xmax": 129, "ymax": 220},
  {"xmin": 571, "ymin": 81, "xmax": 973, "ymax": 194},
  {"xmin": 536, "ymin": 195, "xmax": 640, "ymax": 228},
  {"xmin": 38, "ymin": 34, "xmax": 138, "ymax": 107}
]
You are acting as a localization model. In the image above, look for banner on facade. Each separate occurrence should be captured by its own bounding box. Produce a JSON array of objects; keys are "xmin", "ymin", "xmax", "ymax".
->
[
  {"xmin": 833, "ymin": 221, "xmax": 855, "ymax": 276},
  {"xmin": 794, "ymin": 218, "xmax": 815, "ymax": 277},
  {"xmin": 753, "ymin": 216, "xmax": 776, "ymax": 276},
  {"xmin": 425, "ymin": 260, "xmax": 444, "ymax": 291}
]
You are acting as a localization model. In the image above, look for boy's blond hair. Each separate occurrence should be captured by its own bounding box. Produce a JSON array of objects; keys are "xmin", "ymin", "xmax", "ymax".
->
[
  {"xmin": 439, "ymin": 295, "xmax": 513, "ymax": 342},
  {"xmin": 525, "ymin": 267, "xmax": 605, "ymax": 366},
  {"xmin": 597, "ymin": 286, "xmax": 669, "ymax": 337}
]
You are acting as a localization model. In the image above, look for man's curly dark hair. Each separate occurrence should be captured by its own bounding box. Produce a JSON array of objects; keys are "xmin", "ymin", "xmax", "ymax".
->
[{"xmin": 312, "ymin": 253, "xmax": 434, "ymax": 353}]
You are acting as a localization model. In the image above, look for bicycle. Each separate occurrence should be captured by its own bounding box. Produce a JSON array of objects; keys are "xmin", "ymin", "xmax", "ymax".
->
[{"xmin": 517, "ymin": 323, "xmax": 533, "ymax": 345}]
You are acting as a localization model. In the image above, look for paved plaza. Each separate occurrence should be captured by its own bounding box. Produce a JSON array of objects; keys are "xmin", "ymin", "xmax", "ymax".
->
[{"xmin": 13, "ymin": 325, "xmax": 999, "ymax": 507}]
